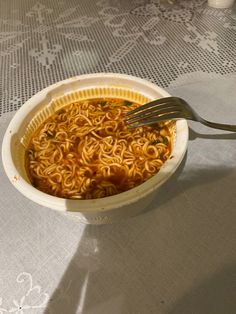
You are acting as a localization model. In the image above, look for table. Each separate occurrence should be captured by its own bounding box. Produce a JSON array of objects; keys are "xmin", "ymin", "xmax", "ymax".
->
[{"xmin": 0, "ymin": 1, "xmax": 236, "ymax": 313}]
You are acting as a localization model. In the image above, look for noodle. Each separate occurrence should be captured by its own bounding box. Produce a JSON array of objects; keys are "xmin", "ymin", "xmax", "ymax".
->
[{"xmin": 25, "ymin": 98, "xmax": 172, "ymax": 199}]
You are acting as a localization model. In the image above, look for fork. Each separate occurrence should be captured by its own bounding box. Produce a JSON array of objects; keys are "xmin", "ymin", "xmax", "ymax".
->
[{"xmin": 125, "ymin": 96, "xmax": 236, "ymax": 132}]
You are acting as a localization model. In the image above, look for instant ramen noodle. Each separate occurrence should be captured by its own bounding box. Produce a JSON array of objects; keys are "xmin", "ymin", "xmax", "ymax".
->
[{"xmin": 25, "ymin": 98, "xmax": 172, "ymax": 199}]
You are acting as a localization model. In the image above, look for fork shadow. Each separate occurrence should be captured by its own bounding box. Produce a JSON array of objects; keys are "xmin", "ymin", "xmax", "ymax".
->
[
  {"xmin": 141, "ymin": 125, "xmax": 236, "ymax": 214},
  {"xmin": 44, "ymin": 127, "xmax": 236, "ymax": 314},
  {"xmin": 188, "ymin": 127, "xmax": 236, "ymax": 140}
]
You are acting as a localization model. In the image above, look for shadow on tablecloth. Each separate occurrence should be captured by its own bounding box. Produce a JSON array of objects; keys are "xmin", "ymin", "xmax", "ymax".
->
[
  {"xmin": 43, "ymin": 128, "xmax": 236, "ymax": 314},
  {"xmin": 43, "ymin": 226, "xmax": 236, "ymax": 314},
  {"xmin": 167, "ymin": 264, "xmax": 236, "ymax": 314}
]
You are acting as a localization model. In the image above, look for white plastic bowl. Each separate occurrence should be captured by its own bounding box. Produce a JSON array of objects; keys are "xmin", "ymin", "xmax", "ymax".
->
[{"xmin": 2, "ymin": 73, "xmax": 188, "ymax": 224}]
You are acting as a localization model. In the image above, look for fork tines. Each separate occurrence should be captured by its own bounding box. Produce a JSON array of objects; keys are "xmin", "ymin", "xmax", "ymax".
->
[{"xmin": 124, "ymin": 97, "xmax": 183, "ymax": 128}]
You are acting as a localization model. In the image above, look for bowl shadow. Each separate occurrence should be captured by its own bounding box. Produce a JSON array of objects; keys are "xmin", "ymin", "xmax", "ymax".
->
[
  {"xmin": 167, "ymin": 263, "xmax": 236, "ymax": 314},
  {"xmin": 43, "ymin": 131, "xmax": 236, "ymax": 313}
]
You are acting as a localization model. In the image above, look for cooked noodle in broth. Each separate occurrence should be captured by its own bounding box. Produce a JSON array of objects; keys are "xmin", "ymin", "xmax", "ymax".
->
[{"xmin": 25, "ymin": 98, "xmax": 173, "ymax": 199}]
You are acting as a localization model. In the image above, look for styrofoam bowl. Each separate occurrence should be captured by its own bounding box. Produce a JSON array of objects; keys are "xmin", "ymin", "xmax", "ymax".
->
[
  {"xmin": 2, "ymin": 73, "xmax": 188, "ymax": 224},
  {"xmin": 207, "ymin": 0, "xmax": 235, "ymax": 8}
]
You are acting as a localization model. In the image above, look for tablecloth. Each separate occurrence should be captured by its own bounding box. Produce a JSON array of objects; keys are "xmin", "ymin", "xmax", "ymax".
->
[{"xmin": 0, "ymin": 1, "xmax": 236, "ymax": 313}]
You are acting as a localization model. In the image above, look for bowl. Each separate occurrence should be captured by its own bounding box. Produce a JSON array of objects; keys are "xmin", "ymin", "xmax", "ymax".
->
[{"xmin": 2, "ymin": 73, "xmax": 188, "ymax": 224}]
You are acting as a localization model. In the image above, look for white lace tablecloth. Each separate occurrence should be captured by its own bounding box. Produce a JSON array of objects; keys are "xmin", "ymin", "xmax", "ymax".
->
[{"xmin": 0, "ymin": 1, "xmax": 236, "ymax": 313}]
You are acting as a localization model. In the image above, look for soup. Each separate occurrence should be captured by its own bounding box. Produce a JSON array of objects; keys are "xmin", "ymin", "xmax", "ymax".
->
[{"xmin": 25, "ymin": 98, "xmax": 172, "ymax": 199}]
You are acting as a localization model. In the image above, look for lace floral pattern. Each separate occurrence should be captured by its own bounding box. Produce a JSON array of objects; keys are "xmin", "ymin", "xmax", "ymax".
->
[
  {"xmin": 0, "ymin": 273, "xmax": 49, "ymax": 314},
  {"xmin": 0, "ymin": 0, "xmax": 235, "ymax": 115}
]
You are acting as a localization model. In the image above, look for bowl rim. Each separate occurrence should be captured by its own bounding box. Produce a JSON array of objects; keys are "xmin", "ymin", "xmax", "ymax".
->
[{"xmin": 2, "ymin": 73, "xmax": 188, "ymax": 213}]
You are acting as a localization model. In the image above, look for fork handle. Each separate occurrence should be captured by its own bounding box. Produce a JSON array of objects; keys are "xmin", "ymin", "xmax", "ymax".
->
[{"xmin": 200, "ymin": 118, "xmax": 236, "ymax": 132}]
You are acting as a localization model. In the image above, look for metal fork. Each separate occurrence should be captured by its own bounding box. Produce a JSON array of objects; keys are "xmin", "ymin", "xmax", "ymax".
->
[{"xmin": 125, "ymin": 96, "xmax": 236, "ymax": 132}]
